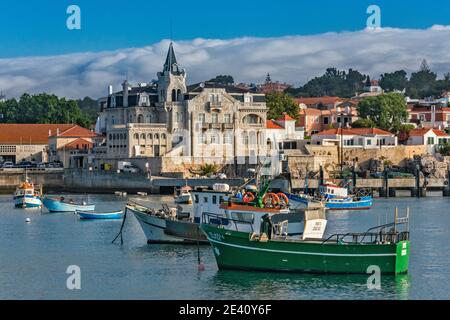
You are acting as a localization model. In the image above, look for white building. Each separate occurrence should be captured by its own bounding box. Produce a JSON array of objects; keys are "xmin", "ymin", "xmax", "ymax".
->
[
  {"xmin": 311, "ymin": 128, "xmax": 397, "ymax": 149},
  {"xmin": 266, "ymin": 113, "xmax": 304, "ymax": 151},
  {"xmin": 406, "ymin": 128, "xmax": 450, "ymax": 154}
]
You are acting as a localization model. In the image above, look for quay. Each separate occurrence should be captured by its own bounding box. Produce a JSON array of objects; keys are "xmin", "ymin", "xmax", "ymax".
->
[{"xmin": 0, "ymin": 168, "xmax": 449, "ymax": 197}]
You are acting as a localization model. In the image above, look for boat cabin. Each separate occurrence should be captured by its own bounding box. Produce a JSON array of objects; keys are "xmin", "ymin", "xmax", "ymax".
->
[
  {"xmin": 205, "ymin": 202, "xmax": 327, "ymax": 241},
  {"xmin": 319, "ymin": 182, "xmax": 348, "ymax": 198},
  {"xmin": 191, "ymin": 184, "xmax": 233, "ymax": 223}
]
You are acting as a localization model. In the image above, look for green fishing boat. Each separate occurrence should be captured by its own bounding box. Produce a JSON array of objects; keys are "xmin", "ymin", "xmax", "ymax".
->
[{"xmin": 200, "ymin": 203, "xmax": 410, "ymax": 275}]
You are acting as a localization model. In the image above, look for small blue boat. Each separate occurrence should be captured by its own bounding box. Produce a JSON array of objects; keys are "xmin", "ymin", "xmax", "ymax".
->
[
  {"xmin": 43, "ymin": 197, "xmax": 95, "ymax": 212},
  {"xmin": 76, "ymin": 210, "xmax": 123, "ymax": 220},
  {"xmin": 285, "ymin": 192, "xmax": 373, "ymax": 211}
]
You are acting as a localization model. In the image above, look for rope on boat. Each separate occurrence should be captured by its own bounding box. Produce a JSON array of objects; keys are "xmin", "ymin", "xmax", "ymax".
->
[{"xmin": 112, "ymin": 205, "xmax": 128, "ymax": 245}]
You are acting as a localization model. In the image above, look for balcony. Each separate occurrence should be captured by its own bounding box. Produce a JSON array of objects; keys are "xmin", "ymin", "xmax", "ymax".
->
[{"xmin": 207, "ymin": 101, "xmax": 222, "ymax": 112}]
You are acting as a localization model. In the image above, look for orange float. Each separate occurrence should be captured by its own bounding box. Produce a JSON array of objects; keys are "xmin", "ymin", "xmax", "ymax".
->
[
  {"xmin": 263, "ymin": 193, "xmax": 280, "ymax": 207},
  {"xmin": 243, "ymin": 192, "xmax": 255, "ymax": 203},
  {"xmin": 277, "ymin": 192, "xmax": 289, "ymax": 206}
]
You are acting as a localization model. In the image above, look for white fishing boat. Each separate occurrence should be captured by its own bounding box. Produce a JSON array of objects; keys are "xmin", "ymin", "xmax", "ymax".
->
[
  {"xmin": 14, "ymin": 176, "xmax": 42, "ymax": 208},
  {"xmin": 128, "ymin": 183, "xmax": 232, "ymax": 244},
  {"xmin": 174, "ymin": 186, "xmax": 192, "ymax": 204}
]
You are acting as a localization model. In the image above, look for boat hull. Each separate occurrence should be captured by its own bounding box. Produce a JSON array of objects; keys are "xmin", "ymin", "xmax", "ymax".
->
[
  {"xmin": 128, "ymin": 206, "xmax": 207, "ymax": 244},
  {"xmin": 286, "ymin": 193, "xmax": 373, "ymax": 211},
  {"xmin": 200, "ymin": 224, "xmax": 410, "ymax": 274},
  {"xmin": 76, "ymin": 210, "xmax": 123, "ymax": 219},
  {"xmin": 43, "ymin": 198, "xmax": 95, "ymax": 212},
  {"xmin": 14, "ymin": 195, "xmax": 42, "ymax": 208}
]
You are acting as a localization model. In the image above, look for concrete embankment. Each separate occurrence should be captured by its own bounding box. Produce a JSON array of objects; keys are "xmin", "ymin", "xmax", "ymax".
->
[{"xmin": 1, "ymin": 168, "xmax": 449, "ymax": 196}]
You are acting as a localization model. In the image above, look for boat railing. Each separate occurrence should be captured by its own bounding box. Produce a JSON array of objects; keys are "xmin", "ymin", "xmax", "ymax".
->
[
  {"xmin": 321, "ymin": 230, "xmax": 409, "ymax": 245},
  {"xmin": 202, "ymin": 212, "xmax": 255, "ymax": 233}
]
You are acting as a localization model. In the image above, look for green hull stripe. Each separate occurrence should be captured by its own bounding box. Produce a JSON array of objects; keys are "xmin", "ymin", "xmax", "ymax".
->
[{"xmin": 207, "ymin": 237, "xmax": 397, "ymax": 257}]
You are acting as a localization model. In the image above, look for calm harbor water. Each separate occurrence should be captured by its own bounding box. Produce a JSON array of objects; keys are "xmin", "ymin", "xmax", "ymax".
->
[{"xmin": 0, "ymin": 194, "xmax": 449, "ymax": 300}]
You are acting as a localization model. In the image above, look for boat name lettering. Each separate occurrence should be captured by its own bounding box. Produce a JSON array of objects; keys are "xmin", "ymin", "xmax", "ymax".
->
[{"xmin": 208, "ymin": 232, "xmax": 224, "ymax": 241}]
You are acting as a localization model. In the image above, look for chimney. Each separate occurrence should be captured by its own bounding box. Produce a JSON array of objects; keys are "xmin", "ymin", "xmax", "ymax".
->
[
  {"xmin": 108, "ymin": 85, "xmax": 113, "ymax": 95},
  {"xmin": 431, "ymin": 105, "xmax": 436, "ymax": 128},
  {"xmin": 48, "ymin": 129, "xmax": 51, "ymax": 137},
  {"xmin": 56, "ymin": 128, "xmax": 60, "ymax": 136},
  {"xmin": 123, "ymin": 80, "xmax": 129, "ymax": 107}
]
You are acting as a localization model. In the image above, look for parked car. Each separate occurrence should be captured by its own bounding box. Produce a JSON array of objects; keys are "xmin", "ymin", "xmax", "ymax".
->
[
  {"xmin": 37, "ymin": 162, "xmax": 46, "ymax": 168},
  {"xmin": 2, "ymin": 161, "xmax": 14, "ymax": 168},
  {"xmin": 122, "ymin": 164, "xmax": 139, "ymax": 173}
]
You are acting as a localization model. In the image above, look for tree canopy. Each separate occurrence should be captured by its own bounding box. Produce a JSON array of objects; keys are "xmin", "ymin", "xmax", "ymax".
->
[
  {"xmin": 287, "ymin": 68, "xmax": 367, "ymax": 98},
  {"xmin": 266, "ymin": 92, "xmax": 299, "ymax": 120},
  {"xmin": 208, "ymin": 75, "xmax": 234, "ymax": 85},
  {"xmin": 357, "ymin": 93, "xmax": 409, "ymax": 132},
  {"xmin": 0, "ymin": 93, "xmax": 93, "ymax": 128}
]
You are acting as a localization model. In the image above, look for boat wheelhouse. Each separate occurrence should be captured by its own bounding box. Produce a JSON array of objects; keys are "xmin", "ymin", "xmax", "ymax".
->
[{"xmin": 14, "ymin": 178, "xmax": 42, "ymax": 208}]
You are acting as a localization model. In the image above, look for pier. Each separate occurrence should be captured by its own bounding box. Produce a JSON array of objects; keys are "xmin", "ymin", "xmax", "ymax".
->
[{"xmin": 0, "ymin": 168, "xmax": 449, "ymax": 196}]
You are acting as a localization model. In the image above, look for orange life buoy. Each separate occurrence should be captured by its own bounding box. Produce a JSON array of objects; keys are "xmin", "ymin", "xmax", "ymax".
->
[
  {"xmin": 243, "ymin": 192, "xmax": 255, "ymax": 203},
  {"xmin": 263, "ymin": 193, "xmax": 280, "ymax": 207},
  {"xmin": 277, "ymin": 192, "xmax": 289, "ymax": 206}
]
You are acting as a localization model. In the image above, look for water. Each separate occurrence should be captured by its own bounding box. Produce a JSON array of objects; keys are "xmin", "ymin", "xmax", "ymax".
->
[{"xmin": 0, "ymin": 194, "xmax": 449, "ymax": 300}]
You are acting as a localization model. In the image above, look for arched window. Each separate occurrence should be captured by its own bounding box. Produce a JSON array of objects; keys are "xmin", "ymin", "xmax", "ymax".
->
[
  {"xmin": 134, "ymin": 133, "xmax": 139, "ymax": 140},
  {"xmin": 249, "ymin": 131, "xmax": 257, "ymax": 146},
  {"xmin": 137, "ymin": 114, "xmax": 144, "ymax": 123},
  {"xmin": 161, "ymin": 133, "xmax": 166, "ymax": 140},
  {"xmin": 154, "ymin": 133, "xmax": 159, "ymax": 140},
  {"xmin": 171, "ymin": 89, "xmax": 176, "ymax": 102},
  {"xmin": 243, "ymin": 114, "xmax": 261, "ymax": 124},
  {"xmin": 140, "ymin": 133, "xmax": 146, "ymax": 140},
  {"xmin": 177, "ymin": 89, "xmax": 182, "ymax": 101},
  {"xmin": 147, "ymin": 133, "xmax": 153, "ymax": 140}
]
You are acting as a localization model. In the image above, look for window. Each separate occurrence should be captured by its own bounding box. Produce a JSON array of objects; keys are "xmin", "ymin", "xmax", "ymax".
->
[
  {"xmin": 323, "ymin": 117, "xmax": 329, "ymax": 125},
  {"xmin": 224, "ymin": 133, "xmax": 232, "ymax": 144},
  {"xmin": 212, "ymin": 196, "xmax": 217, "ymax": 204},
  {"xmin": 176, "ymin": 112, "xmax": 183, "ymax": 123},
  {"xmin": 194, "ymin": 195, "xmax": 199, "ymax": 203},
  {"xmin": 224, "ymin": 114, "xmax": 231, "ymax": 123},
  {"xmin": 198, "ymin": 113, "xmax": 205, "ymax": 123},
  {"xmin": 367, "ymin": 139, "xmax": 372, "ymax": 145},
  {"xmin": 134, "ymin": 133, "xmax": 139, "ymax": 140},
  {"xmin": 203, "ymin": 197, "xmax": 208, "ymax": 203},
  {"xmin": 212, "ymin": 113, "xmax": 218, "ymax": 123},
  {"xmin": 427, "ymin": 137, "xmax": 435, "ymax": 145},
  {"xmin": 230, "ymin": 212, "xmax": 254, "ymax": 223},
  {"xmin": 243, "ymin": 114, "xmax": 260, "ymax": 124},
  {"xmin": 211, "ymin": 134, "xmax": 219, "ymax": 144}
]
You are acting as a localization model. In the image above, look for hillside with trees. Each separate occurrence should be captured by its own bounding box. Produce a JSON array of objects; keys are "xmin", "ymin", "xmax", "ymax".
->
[{"xmin": 0, "ymin": 93, "xmax": 97, "ymax": 128}]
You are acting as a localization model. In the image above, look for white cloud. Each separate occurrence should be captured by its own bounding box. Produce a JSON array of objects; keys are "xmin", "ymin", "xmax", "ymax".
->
[{"xmin": 1, "ymin": 26, "xmax": 450, "ymax": 99}]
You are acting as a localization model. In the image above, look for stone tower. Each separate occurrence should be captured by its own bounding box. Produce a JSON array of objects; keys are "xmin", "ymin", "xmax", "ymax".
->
[{"xmin": 157, "ymin": 43, "xmax": 187, "ymax": 103}]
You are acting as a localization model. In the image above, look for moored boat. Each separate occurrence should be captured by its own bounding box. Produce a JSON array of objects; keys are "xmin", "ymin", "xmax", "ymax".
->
[
  {"xmin": 43, "ymin": 197, "xmax": 95, "ymax": 212},
  {"xmin": 14, "ymin": 177, "xmax": 42, "ymax": 208},
  {"xmin": 200, "ymin": 206, "xmax": 410, "ymax": 275},
  {"xmin": 128, "ymin": 183, "xmax": 233, "ymax": 244},
  {"xmin": 76, "ymin": 210, "xmax": 123, "ymax": 219},
  {"xmin": 174, "ymin": 186, "xmax": 193, "ymax": 204}
]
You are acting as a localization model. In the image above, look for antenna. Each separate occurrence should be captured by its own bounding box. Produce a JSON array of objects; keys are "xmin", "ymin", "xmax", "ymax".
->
[{"xmin": 170, "ymin": 20, "xmax": 173, "ymax": 42}]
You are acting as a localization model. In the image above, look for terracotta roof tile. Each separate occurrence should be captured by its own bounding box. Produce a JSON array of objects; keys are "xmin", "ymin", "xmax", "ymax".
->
[
  {"xmin": 315, "ymin": 128, "xmax": 393, "ymax": 136},
  {"xmin": 295, "ymin": 96, "xmax": 342, "ymax": 106},
  {"xmin": 0, "ymin": 124, "xmax": 75, "ymax": 144},
  {"xmin": 266, "ymin": 120, "xmax": 284, "ymax": 129}
]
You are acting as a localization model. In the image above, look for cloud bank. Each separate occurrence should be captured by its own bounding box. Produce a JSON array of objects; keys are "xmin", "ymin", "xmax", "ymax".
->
[{"xmin": 1, "ymin": 26, "xmax": 450, "ymax": 99}]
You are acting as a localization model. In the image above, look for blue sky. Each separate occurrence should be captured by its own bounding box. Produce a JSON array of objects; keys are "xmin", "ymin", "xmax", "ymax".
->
[{"xmin": 1, "ymin": 0, "xmax": 450, "ymax": 58}]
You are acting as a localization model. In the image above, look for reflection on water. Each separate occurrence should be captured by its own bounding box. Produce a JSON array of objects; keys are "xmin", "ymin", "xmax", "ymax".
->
[
  {"xmin": 0, "ymin": 194, "xmax": 448, "ymax": 299},
  {"xmin": 210, "ymin": 270, "xmax": 411, "ymax": 300}
]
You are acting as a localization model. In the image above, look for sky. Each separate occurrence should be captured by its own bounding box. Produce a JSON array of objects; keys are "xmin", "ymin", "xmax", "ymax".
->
[{"xmin": 1, "ymin": 0, "xmax": 450, "ymax": 98}]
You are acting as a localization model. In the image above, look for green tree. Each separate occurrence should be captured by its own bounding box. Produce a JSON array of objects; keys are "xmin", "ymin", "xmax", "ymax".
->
[
  {"xmin": 407, "ymin": 59, "xmax": 438, "ymax": 98},
  {"xmin": 208, "ymin": 75, "xmax": 234, "ymax": 85},
  {"xmin": 357, "ymin": 93, "xmax": 408, "ymax": 132},
  {"xmin": 266, "ymin": 92, "xmax": 299, "ymax": 120},
  {"xmin": 379, "ymin": 70, "xmax": 408, "ymax": 92},
  {"xmin": 289, "ymin": 68, "xmax": 367, "ymax": 98},
  {"xmin": 351, "ymin": 118, "xmax": 376, "ymax": 128},
  {"xmin": 0, "ymin": 93, "xmax": 91, "ymax": 128}
]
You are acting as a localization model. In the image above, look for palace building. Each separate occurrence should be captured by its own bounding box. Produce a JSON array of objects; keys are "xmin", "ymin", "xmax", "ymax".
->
[{"xmin": 96, "ymin": 43, "xmax": 268, "ymax": 167}]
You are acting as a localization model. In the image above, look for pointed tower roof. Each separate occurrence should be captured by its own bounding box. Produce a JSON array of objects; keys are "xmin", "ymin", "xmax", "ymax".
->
[{"xmin": 163, "ymin": 42, "xmax": 184, "ymax": 75}]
